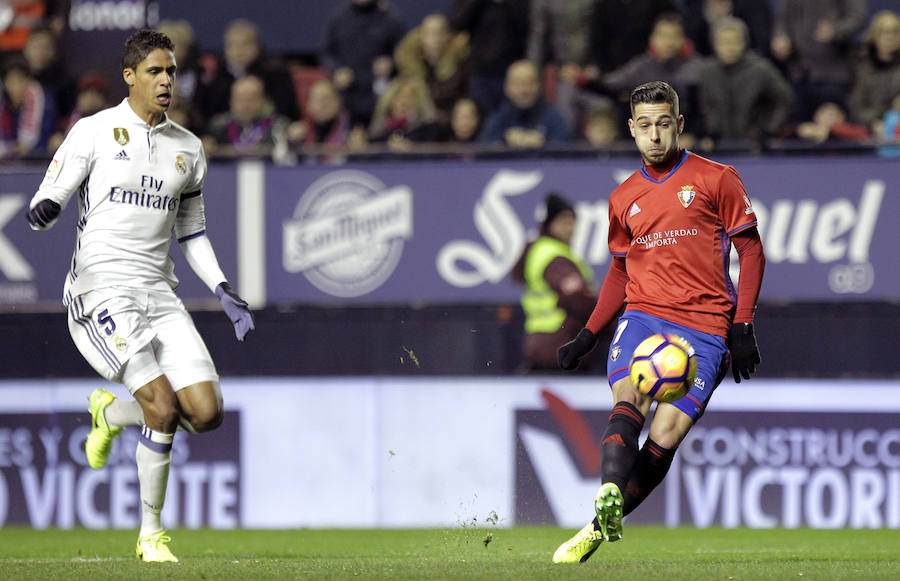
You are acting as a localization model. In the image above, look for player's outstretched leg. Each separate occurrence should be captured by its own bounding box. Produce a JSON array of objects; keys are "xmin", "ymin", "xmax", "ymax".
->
[
  {"xmin": 135, "ymin": 530, "xmax": 178, "ymax": 563},
  {"xmin": 552, "ymin": 521, "xmax": 603, "ymax": 564},
  {"xmin": 595, "ymin": 482, "xmax": 624, "ymax": 542},
  {"xmin": 85, "ymin": 388, "xmax": 124, "ymax": 469}
]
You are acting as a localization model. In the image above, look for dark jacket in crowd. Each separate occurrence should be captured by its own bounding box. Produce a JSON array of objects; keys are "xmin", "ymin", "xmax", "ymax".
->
[
  {"xmin": 195, "ymin": 56, "xmax": 301, "ymax": 126},
  {"xmin": 589, "ymin": 0, "xmax": 679, "ymax": 73},
  {"xmin": 697, "ymin": 51, "xmax": 795, "ymax": 142},
  {"xmin": 479, "ymin": 98, "xmax": 572, "ymax": 143},
  {"xmin": 847, "ymin": 45, "xmax": 900, "ymax": 128},
  {"xmin": 450, "ymin": 0, "xmax": 530, "ymax": 77}
]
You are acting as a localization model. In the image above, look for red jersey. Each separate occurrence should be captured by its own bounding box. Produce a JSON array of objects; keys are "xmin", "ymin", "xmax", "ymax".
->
[{"xmin": 609, "ymin": 150, "xmax": 757, "ymax": 336}]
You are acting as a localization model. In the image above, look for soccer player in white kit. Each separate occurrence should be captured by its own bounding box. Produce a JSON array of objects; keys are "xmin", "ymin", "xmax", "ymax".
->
[{"xmin": 25, "ymin": 29, "xmax": 254, "ymax": 562}]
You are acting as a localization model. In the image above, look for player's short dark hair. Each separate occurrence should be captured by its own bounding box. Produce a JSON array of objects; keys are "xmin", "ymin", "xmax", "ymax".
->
[
  {"xmin": 630, "ymin": 81, "xmax": 680, "ymax": 118},
  {"xmin": 121, "ymin": 29, "xmax": 174, "ymax": 71}
]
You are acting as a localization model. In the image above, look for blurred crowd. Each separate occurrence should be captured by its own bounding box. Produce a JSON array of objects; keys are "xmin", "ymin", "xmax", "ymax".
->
[{"xmin": 2, "ymin": 0, "xmax": 900, "ymax": 162}]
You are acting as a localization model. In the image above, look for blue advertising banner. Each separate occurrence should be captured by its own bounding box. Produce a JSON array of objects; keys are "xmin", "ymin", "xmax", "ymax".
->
[
  {"xmin": 2, "ymin": 155, "xmax": 897, "ymax": 308},
  {"xmin": 266, "ymin": 156, "xmax": 897, "ymax": 304}
]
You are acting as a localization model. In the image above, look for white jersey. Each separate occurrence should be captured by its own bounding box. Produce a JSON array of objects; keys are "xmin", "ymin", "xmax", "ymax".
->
[{"xmin": 31, "ymin": 99, "xmax": 209, "ymax": 305}]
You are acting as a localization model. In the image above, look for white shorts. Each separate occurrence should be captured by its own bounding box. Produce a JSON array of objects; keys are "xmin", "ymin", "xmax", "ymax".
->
[{"xmin": 67, "ymin": 287, "xmax": 219, "ymax": 394}]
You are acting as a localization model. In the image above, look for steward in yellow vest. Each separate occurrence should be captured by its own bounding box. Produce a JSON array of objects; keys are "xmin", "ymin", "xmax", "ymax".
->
[{"xmin": 511, "ymin": 193, "xmax": 597, "ymax": 371}]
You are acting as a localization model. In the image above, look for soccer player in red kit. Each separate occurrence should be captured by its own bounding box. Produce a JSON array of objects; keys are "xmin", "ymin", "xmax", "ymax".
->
[{"xmin": 551, "ymin": 81, "xmax": 765, "ymax": 563}]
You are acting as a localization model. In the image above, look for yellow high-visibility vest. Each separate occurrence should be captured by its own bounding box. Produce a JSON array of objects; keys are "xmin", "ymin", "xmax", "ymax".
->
[{"xmin": 521, "ymin": 236, "xmax": 593, "ymax": 334}]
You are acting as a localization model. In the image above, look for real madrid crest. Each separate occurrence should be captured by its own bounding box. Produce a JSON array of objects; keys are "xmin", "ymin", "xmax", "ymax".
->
[
  {"xmin": 175, "ymin": 154, "xmax": 187, "ymax": 175},
  {"xmin": 677, "ymin": 185, "xmax": 695, "ymax": 208},
  {"xmin": 113, "ymin": 128, "xmax": 130, "ymax": 145}
]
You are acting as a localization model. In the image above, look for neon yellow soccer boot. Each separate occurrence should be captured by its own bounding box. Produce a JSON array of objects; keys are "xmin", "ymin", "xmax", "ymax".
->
[
  {"xmin": 85, "ymin": 388, "xmax": 123, "ymax": 469},
  {"xmin": 136, "ymin": 530, "xmax": 179, "ymax": 562},
  {"xmin": 552, "ymin": 521, "xmax": 604, "ymax": 563},
  {"xmin": 595, "ymin": 482, "xmax": 624, "ymax": 542}
]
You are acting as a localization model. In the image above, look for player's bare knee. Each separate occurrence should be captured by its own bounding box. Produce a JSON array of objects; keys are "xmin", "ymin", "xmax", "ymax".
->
[{"xmin": 185, "ymin": 404, "xmax": 223, "ymax": 433}]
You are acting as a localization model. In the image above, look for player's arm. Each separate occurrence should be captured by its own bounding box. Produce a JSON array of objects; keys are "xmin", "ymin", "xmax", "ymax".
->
[
  {"xmin": 717, "ymin": 165, "xmax": 766, "ymax": 382},
  {"xmin": 26, "ymin": 120, "xmax": 92, "ymax": 230},
  {"xmin": 176, "ymin": 192, "xmax": 255, "ymax": 341},
  {"xmin": 729, "ymin": 226, "xmax": 765, "ymax": 382},
  {"xmin": 558, "ymin": 257, "xmax": 628, "ymax": 370}
]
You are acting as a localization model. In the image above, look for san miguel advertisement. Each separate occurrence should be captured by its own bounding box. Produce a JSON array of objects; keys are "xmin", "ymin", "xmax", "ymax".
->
[{"xmin": 1, "ymin": 155, "xmax": 897, "ymax": 308}]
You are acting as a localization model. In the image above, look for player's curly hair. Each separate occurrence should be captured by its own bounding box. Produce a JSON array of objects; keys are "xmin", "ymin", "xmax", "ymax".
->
[
  {"xmin": 121, "ymin": 29, "xmax": 174, "ymax": 71},
  {"xmin": 630, "ymin": 81, "xmax": 680, "ymax": 118}
]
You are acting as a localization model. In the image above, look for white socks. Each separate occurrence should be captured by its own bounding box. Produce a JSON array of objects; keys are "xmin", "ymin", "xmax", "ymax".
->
[
  {"xmin": 104, "ymin": 398, "xmax": 145, "ymax": 429},
  {"xmin": 136, "ymin": 426, "xmax": 174, "ymax": 537}
]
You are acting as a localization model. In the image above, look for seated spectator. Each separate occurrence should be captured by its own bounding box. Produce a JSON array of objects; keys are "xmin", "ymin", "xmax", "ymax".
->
[
  {"xmin": 588, "ymin": 0, "xmax": 679, "ymax": 75},
  {"xmin": 795, "ymin": 101, "xmax": 870, "ymax": 143},
  {"xmin": 583, "ymin": 103, "xmax": 621, "ymax": 146},
  {"xmin": 682, "ymin": 0, "xmax": 773, "ymax": 57},
  {"xmin": 156, "ymin": 19, "xmax": 204, "ymax": 133},
  {"xmin": 297, "ymin": 78, "xmax": 353, "ymax": 147},
  {"xmin": 597, "ymin": 12, "xmax": 703, "ymax": 136},
  {"xmin": 0, "ymin": 57, "xmax": 55, "ymax": 159},
  {"xmin": 48, "ymin": 72, "xmax": 109, "ymax": 152},
  {"xmin": 847, "ymin": 10, "xmax": 900, "ymax": 133},
  {"xmin": 480, "ymin": 60, "xmax": 572, "ymax": 148},
  {"xmin": 203, "ymin": 75, "xmax": 297, "ymax": 163},
  {"xmin": 696, "ymin": 17, "xmax": 794, "ymax": 149},
  {"xmin": 770, "ymin": 0, "xmax": 867, "ymax": 120},
  {"xmin": 321, "ymin": 0, "xmax": 407, "ymax": 127},
  {"xmin": 394, "ymin": 12, "xmax": 469, "ymax": 124},
  {"xmin": 447, "ymin": 97, "xmax": 481, "ymax": 144},
  {"xmin": 195, "ymin": 18, "xmax": 301, "ymax": 129},
  {"xmin": 23, "ymin": 25, "xmax": 75, "ymax": 123},
  {"xmin": 368, "ymin": 77, "xmax": 442, "ymax": 152}
]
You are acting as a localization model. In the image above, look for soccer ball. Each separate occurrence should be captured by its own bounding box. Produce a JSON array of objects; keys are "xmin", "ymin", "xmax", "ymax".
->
[{"xmin": 629, "ymin": 333, "xmax": 697, "ymax": 403}]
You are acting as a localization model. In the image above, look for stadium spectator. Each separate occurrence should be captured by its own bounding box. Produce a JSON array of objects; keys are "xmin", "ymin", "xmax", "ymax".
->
[
  {"xmin": 296, "ymin": 78, "xmax": 353, "ymax": 147},
  {"xmin": 368, "ymin": 76, "xmax": 442, "ymax": 152},
  {"xmin": 597, "ymin": 13, "xmax": 703, "ymax": 140},
  {"xmin": 447, "ymin": 96, "xmax": 482, "ymax": 143},
  {"xmin": 583, "ymin": 101, "xmax": 622, "ymax": 146},
  {"xmin": 194, "ymin": 18, "xmax": 301, "ymax": 129},
  {"xmin": 203, "ymin": 75, "xmax": 298, "ymax": 164},
  {"xmin": 770, "ymin": 0, "xmax": 868, "ymax": 120},
  {"xmin": 450, "ymin": 0, "xmax": 530, "ymax": 115},
  {"xmin": 510, "ymin": 193, "xmax": 598, "ymax": 372},
  {"xmin": 794, "ymin": 101, "xmax": 870, "ymax": 143},
  {"xmin": 847, "ymin": 10, "xmax": 900, "ymax": 132},
  {"xmin": 47, "ymin": 72, "xmax": 109, "ymax": 152},
  {"xmin": 156, "ymin": 19, "xmax": 204, "ymax": 133},
  {"xmin": 588, "ymin": 0, "xmax": 679, "ymax": 74},
  {"xmin": 526, "ymin": 0, "xmax": 600, "ymax": 128},
  {"xmin": 0, "ymin": 57, "xmax": 55, "ymax": 158},
  {"xmin": 480, "ymin": 60, "xmax": 572, "ymax": 148},
  {"xmin": 23, "ymin": 25, "xmax": 75, "ymax": 123},
  {"xmin": 553, "ymin": 81, "xmax": 764, "ymax": 564},
  {"xmin": 321, "ymin": 0, "xmax": 407, "ymax": 128},
  {"xmin": 682, "ymin": 0, "xmax": 773, "ymax": 57},
  {"xmin": 877, "ymin": 93, "xmax": 900, "ymax": 156},
  {"xmin": 394, "ymin": 12, "xmax": 470, "ymax": 125},
  {"xmin": 696, "ymin": 17, "xmax": 794, "ymax": 149}
]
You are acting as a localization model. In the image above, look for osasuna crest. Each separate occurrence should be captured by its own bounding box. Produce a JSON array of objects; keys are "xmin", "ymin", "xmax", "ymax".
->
[
  {"xmin": 677, "ymin": 185, "xmax": 695, "ymax": 208},
  {"xmin": 113, "ymin": 128, "xmax": 130, "ymax": 145}
]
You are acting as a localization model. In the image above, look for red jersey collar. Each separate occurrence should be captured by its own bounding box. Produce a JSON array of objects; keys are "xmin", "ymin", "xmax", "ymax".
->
[{"xmin": 640, "ymin": 149, "xmax": 689, "ymax": 183}]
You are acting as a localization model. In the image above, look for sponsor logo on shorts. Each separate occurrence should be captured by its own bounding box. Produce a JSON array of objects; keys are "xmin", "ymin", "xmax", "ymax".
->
[
  {"xmin": 282, "ymin": 170, "xmax": 413, "ymax": 297},
  {"xmin": 610, "ymin": 345, "xmax": 622, "ymax": 361}
]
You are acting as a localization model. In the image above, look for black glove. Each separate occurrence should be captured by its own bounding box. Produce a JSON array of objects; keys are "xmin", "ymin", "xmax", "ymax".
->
[
  {"xmin": 25, "ymin": 199, "xmax": 61, "ymax": 228},
  {"xmin": 215, "ymin": 282, "xmax": 255, "ymax": 341},
  {"xmin": 729, "ymin": 322, "xmax": 760, "ymax": 383},
  {"xmin": 558, "ymin": 328, "xmax": 598, "ymax": 371}
]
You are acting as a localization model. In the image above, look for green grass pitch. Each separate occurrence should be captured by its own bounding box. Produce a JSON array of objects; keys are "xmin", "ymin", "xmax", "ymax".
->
[{"xmin": 2, "ymin": 526, "xmax": 899, "ymax": 580}]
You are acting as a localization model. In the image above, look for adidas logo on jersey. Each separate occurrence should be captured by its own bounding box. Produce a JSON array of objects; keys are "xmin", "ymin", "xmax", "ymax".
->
[
  {"xmin": 114, "ymin": 150, "xmax": 130, "ymax": 161},
  {"xmin": 629, "ymin": 202, "xmax": 641, "ymax": 217}
]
